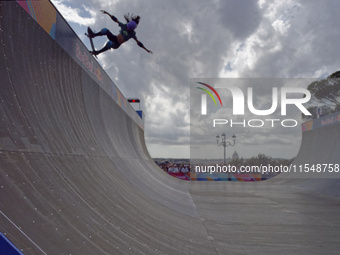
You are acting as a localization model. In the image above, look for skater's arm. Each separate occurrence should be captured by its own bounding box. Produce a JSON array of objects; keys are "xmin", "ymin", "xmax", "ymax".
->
[
  {"xmin": 101, "ymin": 10, "xmax": 119, "ymax": 23},
  {"xmin": 134, "ymin": 38, "xmax": 153, "ymax": 54}
]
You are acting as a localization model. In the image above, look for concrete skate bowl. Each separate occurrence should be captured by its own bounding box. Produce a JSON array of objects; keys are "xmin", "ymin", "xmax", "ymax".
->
[
  {"xmin": 269, "ymin": 113, "xmax": 340, "ymax": 197},
  {"xmin": 1, "ymin": 1, "xmax": 340, "ymax": 254}
]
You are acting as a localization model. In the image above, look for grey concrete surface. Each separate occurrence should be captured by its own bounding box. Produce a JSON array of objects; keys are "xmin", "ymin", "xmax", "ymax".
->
[{"xmin": 0, "ymin": 1, "xmax": 340, "ymax": 255}]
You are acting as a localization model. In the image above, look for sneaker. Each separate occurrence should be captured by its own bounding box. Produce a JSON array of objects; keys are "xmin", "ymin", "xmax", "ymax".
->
[
  {"xmin": 90, "ymin": 50, "xmax": 99, "ymax": 56},
  {"xmin": 87, "ymin": 27, "xmax": 95, "ymax": 38}
]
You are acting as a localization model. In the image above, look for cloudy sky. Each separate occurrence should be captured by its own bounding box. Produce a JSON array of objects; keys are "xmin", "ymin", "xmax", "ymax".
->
[{"xmin": 51, "ymin": 0, "xmax": 340, "ymax": 159}]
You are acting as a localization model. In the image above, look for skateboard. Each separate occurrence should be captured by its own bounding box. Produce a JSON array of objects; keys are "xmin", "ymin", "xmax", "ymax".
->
[{"xmin": 85, "ymin": 27, "xmax": 97, "ymax": 58}]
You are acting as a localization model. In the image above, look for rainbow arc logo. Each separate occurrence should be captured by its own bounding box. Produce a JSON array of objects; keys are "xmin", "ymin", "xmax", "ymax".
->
[{"xmin": 196, "ymin": 82, "xmax": 222, "ymax": 115}]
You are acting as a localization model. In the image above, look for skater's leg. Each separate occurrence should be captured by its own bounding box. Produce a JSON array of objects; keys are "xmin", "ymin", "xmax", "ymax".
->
[
  {"xmin": 92, "ymin": 28, "xmax": 116, "ymax": 38},
  {"xmin": 92, "ymin": 40, "xmax": 119, "ymax": 56},
  {"xmin": 94, "ymin": 28, "xmax": 108, "ymax": 36},
  {"xmin": 88, "ymin": 28, "xmax": 108, "ymax": 38}
]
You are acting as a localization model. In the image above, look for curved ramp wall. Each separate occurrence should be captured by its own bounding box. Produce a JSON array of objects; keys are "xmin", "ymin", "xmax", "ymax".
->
[
  {"xmin": 273, "ymin": 112, "xmax": 340, "ymax": 197},
  {"xmin": 0, "ymin": 1, "xmax": 214, "ymax": 254}
]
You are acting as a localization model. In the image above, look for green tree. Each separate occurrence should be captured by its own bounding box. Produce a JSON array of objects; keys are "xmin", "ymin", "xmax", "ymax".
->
[
  {"xmin": 228, "ymin": 157, "xmax": 244, "ymax": 166},
  {"xmin": 272, "ymin": 158, "xmax": 294, "ymax": 167},
  {"xmin": 244, "ymin": 153, "xmax": 272, "ymax": 166},
  {"xmin": 305, "ymin": 70, "xmax": 340, "ymax": 119}
]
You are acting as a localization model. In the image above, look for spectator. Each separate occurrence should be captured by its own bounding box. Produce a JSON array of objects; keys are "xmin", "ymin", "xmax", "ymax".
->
[
  {"xmin": 168, "ymin": 166, "xmax": 173, "ymax": 173},
  {"xmin": 172, "ymin": 165, "xmax": 179, "ymax": 173},
  {"xmin": 181, "ymin": 165, "xmax": 189, "ymax": 173}
]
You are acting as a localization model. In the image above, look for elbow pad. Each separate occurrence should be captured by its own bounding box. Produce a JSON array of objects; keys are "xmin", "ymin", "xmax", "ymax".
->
[
  {"xmin": 110, "ymin": 15, "xmax": 118, "ymax": 22},
  {"xmin": 137, "ymin": 41, "xmax": 144, "ymax": 48}
]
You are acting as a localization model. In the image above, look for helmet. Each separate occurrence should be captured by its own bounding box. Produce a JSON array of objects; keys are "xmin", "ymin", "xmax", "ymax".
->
[{"xmin": 127, "ymin": 21, "xmax": 137, "ymax": 31}]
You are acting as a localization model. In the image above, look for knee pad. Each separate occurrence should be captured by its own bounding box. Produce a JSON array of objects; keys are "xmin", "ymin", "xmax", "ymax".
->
[
  {"xmin": 105, "ymin": 41, "xmax": 113, "ymax": 48},
  {"xmin": 100, "ymin": 28, "xmax": 109, "ymax": 34}
]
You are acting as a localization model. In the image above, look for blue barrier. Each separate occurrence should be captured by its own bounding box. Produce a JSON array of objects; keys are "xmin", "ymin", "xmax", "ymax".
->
[{"xmin": 0, "ymin": 232, "xmax": 24, "ymax": 255}]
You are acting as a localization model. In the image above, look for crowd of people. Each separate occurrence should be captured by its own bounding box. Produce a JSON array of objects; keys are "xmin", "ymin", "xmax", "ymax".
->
[
  {"xmin": 155, "ymin": 161, "xmax": 279, "ymax": 181},
  {"xmin": 157, "ymin": 163, "xmax": 190, "ymax": 173}
]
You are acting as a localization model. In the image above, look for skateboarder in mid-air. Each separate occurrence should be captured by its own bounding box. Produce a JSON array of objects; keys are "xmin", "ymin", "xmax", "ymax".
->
[{"xmin": 87, "ymin": 10, "xmax": 153, "ymax": 56}]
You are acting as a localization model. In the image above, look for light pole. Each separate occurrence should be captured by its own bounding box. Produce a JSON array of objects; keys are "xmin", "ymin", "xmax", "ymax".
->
[
  {"xmin": 216, "ymin": 133, "xmax": 236, "ymax": 164},
  {"xmin": 216, "ymin": 133, "xmax": 236, "ymax": 181}
]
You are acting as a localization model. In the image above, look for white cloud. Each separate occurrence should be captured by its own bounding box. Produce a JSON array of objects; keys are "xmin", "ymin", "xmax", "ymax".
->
[{"xmin": 52, "ymin": 0, "xmax": 96, "ymax": 26}]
